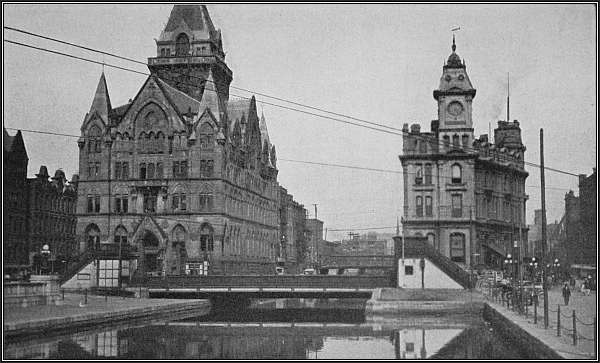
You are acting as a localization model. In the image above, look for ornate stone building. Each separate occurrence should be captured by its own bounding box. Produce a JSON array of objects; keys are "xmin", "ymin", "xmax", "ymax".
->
[
  {"xmin": 399, "ymin": 37, "xmax": 528, "ymax": 270},
  {"xmin": 75, "ymin": 5, "xmax": 293, "ymax": 279}
]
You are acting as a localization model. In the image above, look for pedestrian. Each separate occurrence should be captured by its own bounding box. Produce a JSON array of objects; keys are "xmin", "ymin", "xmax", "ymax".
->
[
  {"xmin": 581, "ymin": 279, "xmax": 591, "ymax": 296},
  {"xmin": 562, "ymin": 282, "xmax": 571, "ymax": 305}
]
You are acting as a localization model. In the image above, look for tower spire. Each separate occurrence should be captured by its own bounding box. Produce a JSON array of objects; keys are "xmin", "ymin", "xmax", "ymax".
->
[
  {"xmin": 452, "ymin": 34, "xmax": 456, "ymax": 52},
  {"xmin": 507, "ymin": 72, "xmax": 510, "ymax": 122}
]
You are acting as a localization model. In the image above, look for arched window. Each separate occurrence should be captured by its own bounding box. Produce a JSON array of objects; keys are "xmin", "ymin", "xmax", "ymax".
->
[
  {"xmin": 148, "ymin": 163, "xmax": 155, "ymax": 179},
  {"xmin": 142, "ymin": 231, "xmax": 159, "ymax": 248},
  {"xmin": 172, "ymin": 225, "xmax": 186, "ymax": 245},
  {"xmin": 139, "ymin": 163, "xmax": 147, "ymax": 179},
  {"xmin": 138, "ymin": 132, "xmax": 146, "ymax": 153},
  {"xmin": 199, "ymin": 122, "xmax": 214, "ymax": 149},
  {"xmin": 424, "ymin": 164, "xmax": 432, "ymax": 184},
  {"xmin": 450, "ymin": 233, "xmax": 466, "ymax": 263},
  {"xmin": 427, "ymin": 233, "xmax": 438, "ymax": 251},
  {"xmin": 425, "ymin": 196, "xmax": 433, "ymax": 216},
  {"xmin": 415, "ymin": 164, "xmax": 423, "ymax": 185},
  {"xmin": 157, "ymin": 132, "xmax": 165, "ymax": 153},
  {"xmin": 200, "ymin": 224, "xmax": 214, "ymax": 252},
  {"xmin": 451, "ymin": 164, "xmax": 462, "ymax": 184},
  {"xmin": 416, "ymin": 196, "xmax": 423, "ymax": 217},
  {"xmin": 85, "ymin": 224, "xmax": 100, "ymax": 251},
  {"xmin": 462, "ymin": 134, "xmax": 469, "ymax": 149},
  {"xmin": 452, "ymin": 134, "xmax": 460, "ymax": 148},
  {"xmin": 443, "ymin": 135, "xmax": 450, "ymax": 147},
  {"xmin": 175, "ymin": 33, "xmax": 190, "ymax": 56},
  {"xmin": 88, "ymin": 125, "xmax": 102, "ymax": 154},
  {"xmin": 114, "ymin": 226, "xmax": 128, "ymax": 246}
]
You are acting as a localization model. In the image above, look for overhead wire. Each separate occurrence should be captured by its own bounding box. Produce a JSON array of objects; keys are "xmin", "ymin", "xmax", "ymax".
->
[
  {"xmin": 4, "ymin": 127, "xmax": 576, "ymax": 192},
  {"xmin": 3, "ymin": 27, "xmax": 582, "ymax": 177}
]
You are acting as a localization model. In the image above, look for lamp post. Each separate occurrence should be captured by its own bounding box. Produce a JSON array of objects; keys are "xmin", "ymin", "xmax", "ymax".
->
[
  {"xmin": 504, "ymin": 254, "xmax": 513, "ymax": 280},
  {"xmin": 41, "ymin": 244, "xmax": 51, "ymax": 275},
  {"xmin": 553, "ymin": 258, "xmax": 560, "ymax": 284}
]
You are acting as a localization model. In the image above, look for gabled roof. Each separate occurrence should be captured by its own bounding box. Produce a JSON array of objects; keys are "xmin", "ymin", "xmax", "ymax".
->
[
  {"xmin": 196, "ymin": 69, "xmax": 221, "ymax": 123},
  {"xmin": 154, "ymin": 76, "xmax": 202, "ymax": 118}
]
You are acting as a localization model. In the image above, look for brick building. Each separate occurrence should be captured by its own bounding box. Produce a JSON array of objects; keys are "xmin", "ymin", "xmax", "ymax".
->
[
  {"xmin": 3, "ymin": 128, "xmax": 78, "ymax": 275},
  {"xmin": 399, "ymin": 37, "xmax": 528, "ymax": 270},
  {"xmin": 278, "ymin": 187, "xmax": 308, "ymax": 273},
  {"xmin": 74, "ymin": 5, "xmax": 309, "ymax": 280},
  {"xmin": 563, "ymin": 169, "xmax": 597, "ymax": 266}
]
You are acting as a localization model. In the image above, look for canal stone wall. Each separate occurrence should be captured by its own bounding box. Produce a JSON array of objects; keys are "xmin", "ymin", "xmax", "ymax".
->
[
  {"xmin": 4, "ymin": 296, "xmax": 211, "ymax": 338},
  {"xmin": 483, "ymin": 304, "xmax": 564, "ymax": 360}
]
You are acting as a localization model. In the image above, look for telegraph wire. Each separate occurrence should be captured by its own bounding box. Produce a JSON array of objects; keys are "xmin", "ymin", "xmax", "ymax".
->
[
  {"xmin": 3, "ymin": 127, "xmax": 576, "ymax": 192},
  {"xmin": 4, "ymin": 28, "xmax": 540, "ymax": 167},
  {"xmin": 3, "ymin": 36, "xmax": 581, "ymax": 177}
]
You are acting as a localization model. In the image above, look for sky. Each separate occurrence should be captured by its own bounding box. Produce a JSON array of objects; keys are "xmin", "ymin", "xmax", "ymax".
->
[{"xmin": 3, "ymin": 3, "xmax": 597, "ymax": 241}]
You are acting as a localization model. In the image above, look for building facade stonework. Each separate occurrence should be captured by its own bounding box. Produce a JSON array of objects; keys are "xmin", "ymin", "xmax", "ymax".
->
[
  {"xmin": 399, "ymin": 38, "xmax": 528, "ymax": 270},
  {"xmin": 75, "ymin": 5, "xmax": 304, "ymax": 278}
]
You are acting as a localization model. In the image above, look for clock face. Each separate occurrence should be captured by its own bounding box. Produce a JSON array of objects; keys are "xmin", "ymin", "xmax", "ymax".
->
[{"xmin": 447, "ymin": 101, "xmax": 464, "ymax": 117}]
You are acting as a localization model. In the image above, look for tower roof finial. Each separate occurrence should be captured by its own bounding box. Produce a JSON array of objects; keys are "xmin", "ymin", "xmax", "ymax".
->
[{"xmin": 452, "ymin": 34, "xmax": 456, "ymax": 52}]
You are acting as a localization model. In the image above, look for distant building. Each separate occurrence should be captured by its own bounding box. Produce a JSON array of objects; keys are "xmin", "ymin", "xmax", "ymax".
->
[
  {"xmin": 305, "ymin": 218, "xmax": 324, "ymax": 267},
  {"xmin": 28, "ymin": 167, "xmax": 78, "ymax": 269},
  {"xmin": 337, "ymin": 234, "xmax": 392, "ymax": 256},
  {"xmin": 527, "ymin": 209, "xmax": 565, "ymax": 261},
  {"xmin": 3, "ymin": 127, "xmax": 78, "ymax": 275},
  {"xmin": 563, "ymin": 169, "xmax": 597, "ymax": 266},
  {"xmin": 399, "ymin": 37, "xmax": 528, "ymax": 270},
  {"xmin": 278, "ymin": 187, "xmax": 308, "ymax": 273}
]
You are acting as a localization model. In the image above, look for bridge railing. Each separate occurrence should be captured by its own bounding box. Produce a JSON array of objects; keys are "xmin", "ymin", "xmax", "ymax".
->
[{"xmin": 139, "ymin": 274, "xmax": 392, "ymax": 289}]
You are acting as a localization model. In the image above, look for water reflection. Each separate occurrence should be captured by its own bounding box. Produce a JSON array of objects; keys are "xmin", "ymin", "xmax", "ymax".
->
[{"xmin": 4, "ymin": 299, "xmax": 529, "ymax": 360}]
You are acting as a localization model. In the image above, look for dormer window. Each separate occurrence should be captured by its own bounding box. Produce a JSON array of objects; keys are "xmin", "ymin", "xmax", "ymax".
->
[{"xmin": 175, "ymin": 33, "xmax": 190, "ymax": 56}]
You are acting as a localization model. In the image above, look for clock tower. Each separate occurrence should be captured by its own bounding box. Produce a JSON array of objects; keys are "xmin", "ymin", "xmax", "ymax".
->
[{"xmin": 433, "ymin": 36, "xmax": 476, "ymax": 148}]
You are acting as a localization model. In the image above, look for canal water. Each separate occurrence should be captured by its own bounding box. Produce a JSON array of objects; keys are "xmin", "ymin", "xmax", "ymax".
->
[{"xmin": 5, "ymin": 299, "xmax": 531, "ymax": 360}]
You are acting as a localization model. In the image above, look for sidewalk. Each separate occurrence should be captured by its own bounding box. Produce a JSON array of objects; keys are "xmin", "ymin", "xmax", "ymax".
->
[
  {"xmin": 4, "ymin": 293, "xmax": 211, "ymax": 337},
  {"xmin": 484, "ymin": 287, "xmax": 596, "ymax": 359}
]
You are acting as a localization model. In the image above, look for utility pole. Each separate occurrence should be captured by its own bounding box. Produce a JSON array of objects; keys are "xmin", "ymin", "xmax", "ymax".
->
[
  {"xmin": 312, "ymin": 204, "xmax": 318, "ymax": 220},
  {"xmin": 540, "ymin": 128, "xmax": 549, "ymax": 328}
]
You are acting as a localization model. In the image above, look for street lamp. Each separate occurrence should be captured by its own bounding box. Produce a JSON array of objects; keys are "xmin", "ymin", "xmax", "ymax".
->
[
  {"xmin": 40, "ymin": 244, "xmax": 51, "ymax": 275},
  {"xmin": 504, "ymin": 254, "xmax": 513, "ymax": 279}
]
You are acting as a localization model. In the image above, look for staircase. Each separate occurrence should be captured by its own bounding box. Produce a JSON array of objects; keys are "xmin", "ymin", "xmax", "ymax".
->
[
  {"xmin": 403, "ymin": 239, "xmax": 474, "ymax": 289},
  {"xmin": 59, "ymin": 250, "xmax": 95, "ymax": 284}
]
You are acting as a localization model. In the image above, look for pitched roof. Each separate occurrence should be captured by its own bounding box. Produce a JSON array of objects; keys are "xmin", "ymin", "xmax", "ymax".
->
[
  {"xmin": 155, "ymin": 76, "xmax": 202, "ymax": 117},
  {"xmin": 3, "ymin": 127, "xmax": 27, "ymax": 157},
  {"xmin": 88, "ymin": 72, "xmax": 112, "ymax": 124},
  {"xmin": 164, "ymin": 5, "xmax": 215, "ymax": 33},
  {"xmin": 159, "ymin": 5, "xmax": 218, "ymax": 43},
  {"xmin": 197, "ymin": 69, "xmax": 221, "ymax": 122}
]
